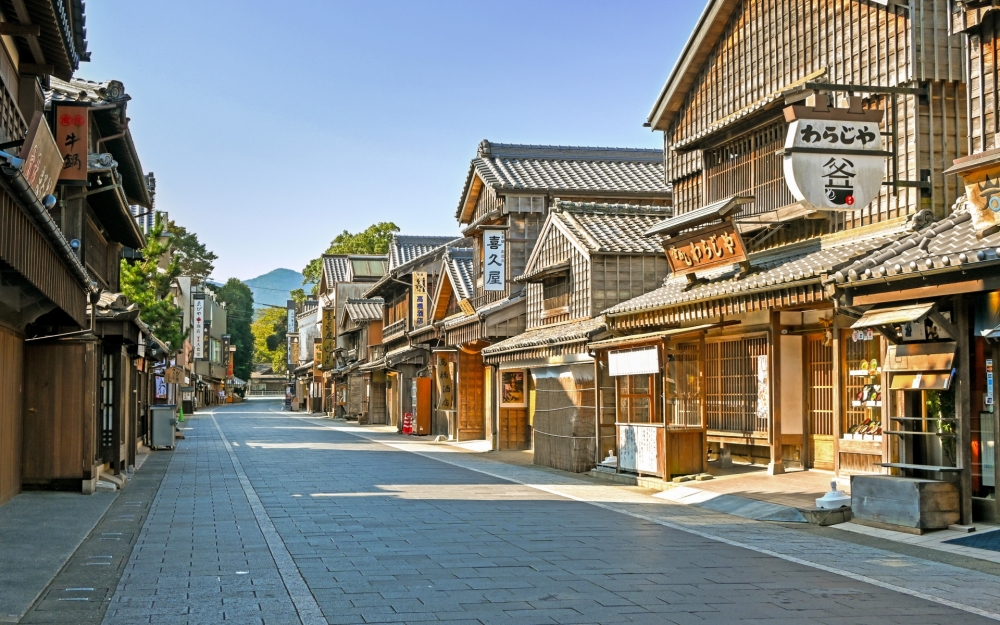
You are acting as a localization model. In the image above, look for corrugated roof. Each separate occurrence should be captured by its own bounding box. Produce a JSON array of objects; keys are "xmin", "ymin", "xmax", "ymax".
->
[
  {"xmin": 606, "ymin": 220, "xmax": 910, "ymax": 317},
  {"xmin": 390, "ymin": 235, "xmax": 459, "ymax": 270},
  {"xmin": 830, "ymin": 205, "xmax": 1000, "ymax": 287},
  {"xmin": 457, "ymin": 140, "xmax": 671, "ymax": 221},
  {"xmin": 551, "ymin": 201, "xmax": 673, "ymax": 254},
  {"xmin": 481, "ymin": 316, "xmax": 606, "ymax": 356},
  {"xmin": 343, "ymin": 298, "xmax": 384, "ymax": 322}
]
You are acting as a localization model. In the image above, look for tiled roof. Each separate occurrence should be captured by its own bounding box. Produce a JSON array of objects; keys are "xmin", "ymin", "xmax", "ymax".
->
[
  {"xmin": 323, "ymin": 256, "xmax": 350, "ymax": 284},
  {"xmin": 830, "ymin": 204, "xmax": 1000, "ymax": 287},
  {"xmin": 457, "ymin": 140, "xmax": 671, "ymax": 220},
  {"xmin": 444, "ymin": 249, "xmax": 474, "ymax": 301},
  {"xmin": 550, "ymin": 201, "xmax": 673, "ymax": 254},
  {"xmin": 343, "ymin": 298, "xmax": 384, "ymax": 322},
  {"xmin": 481, "ymin": 316, "xmax": 606, "ymax": 356},
  {"xmin": 390, "ymin": 235, "xmax": 459, "ymax": 270},
  {"xmin": 442, "ymin": 292, "xmax": 525, "ymax": 328},
  {"xmin": 606, "ymin": 220, "xmax": 911, "ymax": 317},
  {"xmin": 47, "ymin": 77, "xmax": 127, "ymax": 105}
]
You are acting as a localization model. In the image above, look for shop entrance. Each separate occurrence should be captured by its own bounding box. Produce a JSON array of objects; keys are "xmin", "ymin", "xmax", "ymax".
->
[{"xmin": 806, "ymin": 335, "xmax": 834, "ymax": 469}]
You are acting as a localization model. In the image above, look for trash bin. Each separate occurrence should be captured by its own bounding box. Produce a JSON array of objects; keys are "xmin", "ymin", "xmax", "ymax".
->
[{"xmin": 150, "ymin": 404, "xmax": 178, "ymax": 450}]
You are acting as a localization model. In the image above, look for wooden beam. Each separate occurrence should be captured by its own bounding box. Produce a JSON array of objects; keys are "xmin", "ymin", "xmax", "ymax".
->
[
  {"xmin": 7, "ymin": 0, "xmax": 45, "ymax": 66},
  {"xmin": 955, "ymin": 298, "xmax": 973, "ymax": 525},
  {"xmin": 19, "ymin": 63, "xmax": 54, "ymax": 76},
  {"xmin": 0, "ymin": 23, "xmax": 39, "ymax": 36},
  {"xmin": 852, "ymin": 277, "xmax": 1000, "ymax": 306}
]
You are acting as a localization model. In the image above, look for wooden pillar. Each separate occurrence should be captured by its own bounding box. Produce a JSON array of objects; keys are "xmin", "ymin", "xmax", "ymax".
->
[
  {"xmin": 769, "ymin": 311, "xmax": 785, "ymax": 475},
  {"xmin": 832, "ymin": 316, "xmax": 844, "ymax": 476},
  {"xmin": 956, "ymin": 297, "xmax": 973, "ymax": 524}
]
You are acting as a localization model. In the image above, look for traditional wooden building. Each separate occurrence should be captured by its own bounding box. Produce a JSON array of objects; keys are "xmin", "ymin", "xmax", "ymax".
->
[
  {"xmin": 364, "ymin": 235, "xmax": 461, "ymax": 432},
  {"xmin": 593, "ymin": 0, "xmax": 968, "ymax": 483},
  {"xmin": 336, "ymin": 298, "xmax": 384, "ymax": 423},
  {"xmin": 446, "ymin": 141, "xmax": 672, "ymax": 451}
]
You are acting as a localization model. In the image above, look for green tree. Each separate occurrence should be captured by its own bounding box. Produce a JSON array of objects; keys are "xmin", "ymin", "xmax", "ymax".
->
[
  {"xmin": 289, "ymin": 288, "xmax": 308, "ymax": 305},
  {"xmin": 120, "ymin": 216, "xmax": 185, "ymax": 350},
  {"xmin": 301, "ymin": 221, "xmax": 398, "ymax": 292},
  {"xmin": 210, "ymin": 278, "xmax": 255, "ymax": 381},
  {"xmin": 251, "ymin": 307, "xmax": 288, "ymax": 374},
  {"xmin": 167, "ymin": 219, "xmax": 218, "ymax": 284}
]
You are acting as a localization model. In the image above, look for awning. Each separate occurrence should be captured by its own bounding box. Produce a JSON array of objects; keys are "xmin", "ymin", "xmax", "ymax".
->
[
  {"xmin": 884, "ymin": 342, "xmax": 956, "ymax": 372},
  {"xmin": 852, "ymin": 303, "xmax": 936, "ymax": 329},
  {"xmin": 644, "ymin": 195, "xmax": 753, "ymax": 238},
  {"xmin": 890, "ymin": 372, "xmax": 953, "ymax": 391},
  {"xmin": 386, "ymin": 346, "xmax": 427, "ymax": 366},
  {"xmin": 589, "ymin": 323, "xmax": 724, "ymax": 350}
]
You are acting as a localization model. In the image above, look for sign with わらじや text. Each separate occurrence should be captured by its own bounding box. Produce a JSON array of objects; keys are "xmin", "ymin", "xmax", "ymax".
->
[
  {"xmin": 782, "ymin": 99, "xmax": 886, "ymax": 211},
  {"xmin": 412, "ymin": 272, "xmax": 428, "ymax": 327},
  {"xmin": 483, "ymin": 229, "xmax": 505, "ymax": 291},
  {"xmin": 664, "ymin": 222, "xmax": 747, "ymax": 276}
]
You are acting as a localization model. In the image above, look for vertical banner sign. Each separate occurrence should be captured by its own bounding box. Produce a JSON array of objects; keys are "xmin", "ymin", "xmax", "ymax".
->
[
  {"xmin": 286, "ymin": 299, "xmax": 297, "ymax": 333},
  {"xmin": 483, "ymin": 229, "xmax": 506, "ymax": 291},
  {"xmin": 412, "ymin": 272, "xmax": 428, "ymax": 327},
  {"xmin": 322, "ymin": 307, "xmax": 337, "ymax": 369},
  {"xmin": 436, "ymin": 357, "xmax": 454, "ymax": 410},
  {"xmin": 192, "ymin": 295, "xmax": 205, "ymax": 360},
  {"xmin": 756, "ymin": 354, "xmax": 769, "ymax": 428},
  {"xmin": 55, "ymin": 104, "xmax": 88, "ymax": 184},
  {"xmin": 21, "ymin": 112, "xmax": 63, "ymax": 200}
]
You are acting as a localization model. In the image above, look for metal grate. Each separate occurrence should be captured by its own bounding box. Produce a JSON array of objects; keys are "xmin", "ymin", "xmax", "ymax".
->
[
  {"xmin": 705, "ymin": 336, "xmax": 768, "ymax": 434},
  {"xmin": 807, "ymin": 336, "xmax": 834, "ymax": 436}
]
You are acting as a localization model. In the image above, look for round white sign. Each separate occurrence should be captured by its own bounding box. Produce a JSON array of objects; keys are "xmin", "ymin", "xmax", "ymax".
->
[{"xmin": 783, "ymin": 119, "xmax": 885, "ymax": 211}]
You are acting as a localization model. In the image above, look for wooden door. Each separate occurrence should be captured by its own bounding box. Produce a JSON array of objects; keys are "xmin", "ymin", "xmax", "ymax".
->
[
  {"xmin": 806, "ymin": 335, "xmax": 834, "ymax": 469},
  {"xmin": 457, "ymin": 350, "xmax": 485, "ymax": 441},
  {"xmin": 0, "ymin": 326, "xmax": 23, "ymax": 505}
]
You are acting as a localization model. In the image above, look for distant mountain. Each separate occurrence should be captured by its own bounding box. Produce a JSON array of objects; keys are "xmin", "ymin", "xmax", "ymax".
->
[{"xmin": 245, "ymin": 268, "xmax": 304, "ymax": 309}]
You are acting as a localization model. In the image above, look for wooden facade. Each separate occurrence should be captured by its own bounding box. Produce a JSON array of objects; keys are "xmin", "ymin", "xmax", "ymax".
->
[{"xmin": 0, "ymin": 324, "xmax": 24, "ymax": 505}]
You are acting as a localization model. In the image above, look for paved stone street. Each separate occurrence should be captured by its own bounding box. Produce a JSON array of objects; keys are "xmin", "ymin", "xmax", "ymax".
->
[{"xmin": 94, "ymin": 399, "xmax": 1000, "ymax": 625}]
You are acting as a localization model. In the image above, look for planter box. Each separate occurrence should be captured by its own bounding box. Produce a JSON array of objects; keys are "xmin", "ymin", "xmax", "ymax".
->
[{"xmin": 851, "ymin": 475, "xmax": 959, "ymax": 531}]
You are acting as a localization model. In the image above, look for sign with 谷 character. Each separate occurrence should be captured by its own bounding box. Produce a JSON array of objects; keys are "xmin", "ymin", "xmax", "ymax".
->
[
  {"xmin": 664, "ymin": 221, "xmax": 747, "ymax": 276},
  {"xmin": 782, "ymin": 97, "xmax": 886, "ymax": 211}
]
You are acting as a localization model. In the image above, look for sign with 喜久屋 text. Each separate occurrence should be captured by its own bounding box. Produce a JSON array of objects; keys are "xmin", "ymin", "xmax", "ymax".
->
[
  {"xmin": 21, "ymin": 112, "xmax": 63, "ymax": 200},
  {"xmin": 483, "ymin": 229, "xmax": 505, "ymax": 291},
  {"xmin": 412, "ymin": 272, "xmax": 428, "ymax": 327},
  {"xmin": 782, "ymin": 101, "xmax": 886, "ymax": 211},
  {"xmin": 664, "ymin": 222, "xmax": 747, "ymax": 276}
]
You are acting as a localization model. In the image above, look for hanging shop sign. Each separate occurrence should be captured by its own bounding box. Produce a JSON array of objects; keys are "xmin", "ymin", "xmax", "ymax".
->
[
  {"xmin": 412, "ymin": 271, "xmax": 428, "ymax": 327},
  {"xmin": 21, "ymin": 112, "xmax": 63, "ymax": 200},
  {"xmin": 783, "ymin": 98, "xmax": 886, "ymax": 211},
  {"xmin": 286, "ymin": 299, "xmax": 297, "ymax": 333},
  {"xmin": 436, "ymin": 358, "xmax": 454, "ymax": 410},
  {"xmin": 54, "ymin": 104, "xmax": 88, "ymax": 184},
  {"xmin": 483, "ymin": 229, "xmax": 506, "ymax": 291},
  {"xmin": 458, "ymin": 298, "xmax": 476, "ymax": 316},
  {"xmin": 164, "ymin": 366, "xmax": 184, "ymax": 384},
  {"xmin": 664, "ymin": 221, "xmax": 747, "ymax": 276},
  {"xmin": 192, "ymin": 294, "xmax": 205, "ymax": 360},
  {"xmin": 608, "ymin": 346, "xmax": 659, "ymax": 377},
  {"xmin": 321, "ymin": 307, "xmax": 337, "ymax": 369}
]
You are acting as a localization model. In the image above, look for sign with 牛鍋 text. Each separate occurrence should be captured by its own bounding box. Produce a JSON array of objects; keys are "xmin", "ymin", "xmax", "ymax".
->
[
  {"xmin": 483, "ymin": 229, "xmax": 506, "ymax": 291},
  {"xmin": 664, "ymin": 222, "xmax": 747, "ymax": 276},
  {"xmin": 412, "ymin": 272, "xmax": 428, "ymax": 327},
  {"xmin": 55, "ymin": 104, "xmax": 88, "ymax": 184},
  {"xmin": 783, "ymin": 118, "xmax": 885, "ymax": 211},
  {"xmin": 22, "ymin": 112, "xmax": 63, "ymax": 200}
]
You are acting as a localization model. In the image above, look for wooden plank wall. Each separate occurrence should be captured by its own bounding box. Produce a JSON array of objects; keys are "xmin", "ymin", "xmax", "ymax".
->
[
  {"xmin": 968, "ymin": 12, "xmax": 1000, "ymax": 154},
  {"xmin": 457, "ymin": 350, "xmax": 485, "ymax": 441},
  {"xmin": 498, "ymin": 407, "xmax": 530, "ymax": 450},
  {"xmin": 523, "ymin": 226, "xmax": 590, "ymax": 329},
  {"xmin": 590, "ymin": 255, "xmax": 670, "ymax": 317},
  {"xmin": 0, "ymin": 325, "xmax": 23, "ymax": 504}
]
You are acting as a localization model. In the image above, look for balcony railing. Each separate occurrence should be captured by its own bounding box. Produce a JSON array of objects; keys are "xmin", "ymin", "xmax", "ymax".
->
[{"xmin": 383, "ymin": 318, "xmax": 407, "ymax": 340}]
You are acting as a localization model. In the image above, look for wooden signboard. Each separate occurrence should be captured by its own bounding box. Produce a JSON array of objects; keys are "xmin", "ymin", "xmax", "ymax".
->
[
  {"xmin": 54, "ymin": 104, "xmax": 88, "ymax": 184},
  {"xmin": 664, "ymin": 221, "xmax": 747, "ymax": 276},
  {"xmin": 321, "ymin": 307, "xmax": 336, "ymax": 369},
  {"xmin": 458, "ymin": 299, "xmax": 476, "ymax": 316},
  {"xmin": 435, "ymin": 357, "xmax": 454, "ymax": 410},
  {"xmin": 164, "ymin": 366, "xmax": 184, "ymax": 384},
  {"xmin": 21, "ymin": 112, "xmax": 63, "ymax": 200}
]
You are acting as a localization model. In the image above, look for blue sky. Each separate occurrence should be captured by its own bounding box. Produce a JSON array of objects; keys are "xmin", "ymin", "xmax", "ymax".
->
[{"xmin": 83, "ymin": 1, "xmax": 705, "ymax": 281}]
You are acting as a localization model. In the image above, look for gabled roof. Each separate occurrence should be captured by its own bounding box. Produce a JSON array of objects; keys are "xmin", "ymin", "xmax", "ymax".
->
[
  {"xmin": 323, "ymin": 256, "xmax": 350, "ymax": 285},
  {"xmin": 444, "ymin": 248, "xmax": 474, "ymax": 301},
  {"xmin": 456, "ymin": 140, "xmax": 671, "ymax": 222},
  {"xmin": 830, "ymin": 205, "xmax": 1000, "ymax": 288},
  {"xmin": 343, "ymin": 298, "xmax": 384, "ymax": 323},
  {"xmin": 389, "ymin": 235, "xmax": 459, "ymax": 270},
  {"xmin": 551, "ymin": 201, "xmax": 672, "ymax": 254},
  {"xmin": 606, "ymin": 219, "xmax": 910, "ymax": 318}
]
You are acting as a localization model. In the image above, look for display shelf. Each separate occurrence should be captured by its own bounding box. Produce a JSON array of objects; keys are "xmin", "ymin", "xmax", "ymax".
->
[
  {"xmin": 885, "ymin": 430, "xmax": 956, "ymax": 437},
  {"xmin": 849, "ymin": 369, "xmax": 881, "ymax": 377},
  {"xmin": 850, "ymin": 400, "xmax": 882, "ymax": 408}
]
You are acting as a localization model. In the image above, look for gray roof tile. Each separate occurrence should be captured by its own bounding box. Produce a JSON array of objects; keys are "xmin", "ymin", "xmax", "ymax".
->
[
  {"xmin": 606, "ymin": 221, "xmax": 910, "ymax": 317},
  {"xmin": 831, "ymin": 204, "xmax": 1000, "ymax": 286},
  {"xmin": 323, "ymin": 256, "xmax": 350, "ymax": 284},
  {"xmin": 551, "ymin": 201, "xmax": 673, "ymax": 254},
  {"xmin": 481, "ymin": 316, "xmax": 606, "ymax": 356},
  {"xmin": 457, "ymin": 140, "xmax": 671, "ymax": 220},
  {"xmin": 390, "ymin": 235, "xmax": 459, "ymax": 270},
  {"xmin": 444, "ymin": 249, "xmax": 474, "ymax": 301},
  {"xmin": 343, "ymin": 298, "xmax": 384, "ymax": 322}
]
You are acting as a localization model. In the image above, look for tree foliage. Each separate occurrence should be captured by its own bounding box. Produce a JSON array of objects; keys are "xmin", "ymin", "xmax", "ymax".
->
[
  {"xmin": 252, "ymin": 307, "xmax": 287, "ymax": 373},
  {"xmin": 120, "ymin": 216, "xmax": 185, "ymax": 350},
  {"xmin": 301, "ymin": 222, "xmax": 399, "ymax": 291},
  {"xmin": 210, "ymin": 278, "xmax": 255, "ymax": 381},
  {"xmin": 167, "ymin": 219, "xmax": 218, "ymax": 285}
]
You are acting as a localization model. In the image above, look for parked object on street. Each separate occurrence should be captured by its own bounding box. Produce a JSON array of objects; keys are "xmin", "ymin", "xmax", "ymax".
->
[
  {"xmin": 816, "ymin": 479, "xmax": 851, "ymax": 509},
  {"xmin": 150, "ymin": 405, "xmax": 178, "ymax": 450},
  {"xmin": 851, "ymin": 475, "xmax": 960, "ymax": 532}
]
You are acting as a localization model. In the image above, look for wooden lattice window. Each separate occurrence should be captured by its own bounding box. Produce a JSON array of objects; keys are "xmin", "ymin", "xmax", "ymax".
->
[
  {"xmin": 807, "ymin": 336, "xmax": 834, "ymax": 436},
  {"xmin": 666, "ymin": 342, "xmax": 702, "ymax": 427},
  {"xmin": 541, "ymin": 275, "xmax": 569, "ymax": 317},
  {"xmin": 704, "ymin": 336, "xmax": 768, "ymax": 434},
  {"xmin": 617, "ymin": 374, "xmax": 659, "ymax": 424},
  {"xmin": 703, "ymin": 121, "xmax": 795, "ymax": 218}
]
